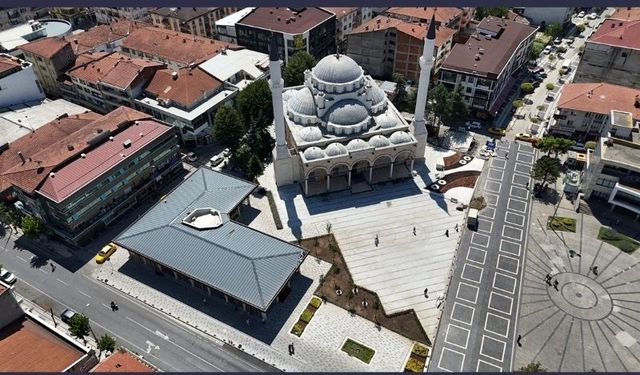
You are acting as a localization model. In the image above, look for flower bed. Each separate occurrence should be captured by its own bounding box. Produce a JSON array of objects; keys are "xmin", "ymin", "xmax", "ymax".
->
[
  {"xmin": 547, "ymin": 216, "xmax": 576, "ymax": 233},
  {"xmin": 341, "ymin": 338, "xmax": 376, "ymax": 364},
  {"xmin": 290, "ymin": 297, "xmax": 323, "ymax": 337},
  {"xmin": 404, "ymin": 343, "xmax": 429, "ymax": 372}
]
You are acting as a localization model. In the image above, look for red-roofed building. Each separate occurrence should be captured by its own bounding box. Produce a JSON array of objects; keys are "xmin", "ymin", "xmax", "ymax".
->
[
  {"xmin": 322, "ymin": 7, "xmax": 374, "ymax": 47},
  {"xmin": 92, "ymin": 349, "xmax": 157, "ymax": 372},
  {"xmin": 64, "ymin": 19, "xmax": 147, "ymax": 55},
  {"xmin": 610, "ymin": 7, "xmax": 640, "ymax": 21},
  {"xmin": 574, "ymin": 19, "xmax": 640, "ymax": 89},
  {"xmin": 385, "ymin": 7, "xmax": 473, "ymax": 31},
  {"xmin": 19, "ymin": 37, "xmax": 75, "ymax": 97},
  {"xmin": 150, "ymin": 7, "xmax": 237, "ymax": 39},
  {"xmin": 347, "ymin": 16, "xmax": 456, "ymax": 80},
  {"xmin": 0, "ymin": 106, "xmax": 181, "ymax": 245}
]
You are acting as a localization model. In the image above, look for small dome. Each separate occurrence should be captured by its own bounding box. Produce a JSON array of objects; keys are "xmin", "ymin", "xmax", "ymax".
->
[
  {"xmin": 375, "ymin": 113, "xmax": 398, "ymax": 129},
  {"xmin": 299, "ymin": 126, "xmax": 322, "ymax": 142},
  {"xmin": 389, "ymin": 131, "xmax": 413, "ymax": 145},
  {"xmin": 368, "ymin": 135, "xmax": 391, "ymax": 148},
  {"xmin": 346, "ymin": 138, "xmax": 369, "ymax": 151},
  {"xmin": 303, "ymin": 147, "xmax": 325, "ymax": 160},
  {"xmin": 287, "ymin": 87, "xmax": 316, "ymax": 116},
  {"xmin": 326, "ymin": 99, "xmax": 369, "ymax": 126},
  {"xmin": 313, "ymin": 54, "xmax": 362, "ymax": 84},
  {"xmin": 370, "ymin": 84, "xmax": 386, "ymax": 104},
  {"xmin": 325, "ymin": 142, "xmax": 348, "ymax": 157}
]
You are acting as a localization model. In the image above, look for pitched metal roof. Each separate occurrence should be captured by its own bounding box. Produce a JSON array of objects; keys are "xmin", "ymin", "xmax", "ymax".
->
[{"xmin": 115, "ymin": 168, "xmax": 306, "ymax": 311}]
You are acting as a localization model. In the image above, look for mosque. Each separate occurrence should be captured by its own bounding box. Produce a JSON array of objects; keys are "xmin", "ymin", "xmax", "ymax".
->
[{"xmin": 270, "ymin": 18, "xmax": 437, "ymax": 196}]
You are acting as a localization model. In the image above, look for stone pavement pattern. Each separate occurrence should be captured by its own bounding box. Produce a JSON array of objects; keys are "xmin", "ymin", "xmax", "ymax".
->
[
  {"xmin": 95, "ymin": 249, "xmax": 414, "ymax": 371},
  {"xmin": 516, "ymin": 198, "xmax": 640, "ymax": 371}
]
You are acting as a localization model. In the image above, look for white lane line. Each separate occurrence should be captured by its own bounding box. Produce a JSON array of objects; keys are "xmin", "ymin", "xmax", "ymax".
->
[
  {"xmin": 39, "ymin": 268, "xmax": 47, "ymax": 274},
  {"xmin": 16, "ymin": 255, "xmax": 27, "ymax": 262},
  {"xmin": 126, "ymin": 316, "xmax": 224, "ymax": 371},
  {"xmin": 78, "ymin": 290, "xmax": 92, "ymax": 299},
  {"xmin": 56, "ymin": 278, "xmax": 69, "ymax": 286}
]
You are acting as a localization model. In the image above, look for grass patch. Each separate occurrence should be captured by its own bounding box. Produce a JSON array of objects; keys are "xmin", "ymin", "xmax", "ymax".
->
[
  {"xmin": 310, "ymin": 296, "xmax": 322, "ymax": 309},
  {"xmin": 291, "ymin": 322, "xmax": 304, "ymax": 337},
  {"xmin": 341, "ymin": 339, "xmax": 375, "ymax": 364},
  {"xmin": 547, "ymin": 216, "xmax": 576, "ymax": 233},
  {"xmin": 412, "ymin": 343, "xmax": 429, "ymax": 357},
  {"xmin": 405, "ymin": 357, "xmax": 425, "ymax": 372},
  {"xmin": 404, "ymin": 343, "xmax": 429, "ymax": 372},
  {"xmin": 598, "ymin": 227, "xmax": 640, "ymax": 253},
  {"xmin": 300, "ymin": 309, "xmax": 314, "ymax": 323},
  {"xmin": 266, "ymin": 190, "xmax": 283, "ymax": 230}
]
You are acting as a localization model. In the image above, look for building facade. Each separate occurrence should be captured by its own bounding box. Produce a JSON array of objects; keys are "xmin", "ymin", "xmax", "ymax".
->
[
  {"xmin": 94, "ymin": 7, "xmax": 149, "ymax": 24},
  {"xmin": 384, "ymin": 7, "xmax": 475, "ymax": 40},
  {"xmin": 323, "ymin": 8, "xmax": 373, "ymax": 50},
  {"xmin": 438, "ymin": 17, "xmax": 537, "ymax": 116},
  {"xmin": 49, "ymin": 8, "xmax": 95, "ymax": 30},
  {"xmin": 149, "ymin": 7, "xmax": 236, "ymax": 38},
  {"xmin": 511, "ymin": 7, "xmax": 575, "ymax": 26},
  {"xmin": 18, "ymin": 37, "xmax": 74, "ymax": 97},
  {"xmin": 0, "ymin": 54, "xmax": 44, "ymax": 108},
  {"xmin": 573, "ymin": 19, "xmax": 640, "ymax": 89},
  {"xmin": 0, "ymin": 8, "xmax": 49, "ymax": 31},
  {"xmin": 234, "ymin": 7, "xmax": 336, "ymax": 63}
]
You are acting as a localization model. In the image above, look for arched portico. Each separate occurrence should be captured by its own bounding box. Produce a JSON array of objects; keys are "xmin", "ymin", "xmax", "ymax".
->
[
  {"xmin": 393, "ymin": 150, "xmax": 415, "ymax": 179},
  {"xmin": 329, "ymin": 163, "xmax": 350, "ymax": 192},
  {"xmin": 371, "ymin": 155, "xmax": 393, "ymax": 184},
  {"xmin": 304, "ymin": 167, "xmax": 328, "ymax": 196}
]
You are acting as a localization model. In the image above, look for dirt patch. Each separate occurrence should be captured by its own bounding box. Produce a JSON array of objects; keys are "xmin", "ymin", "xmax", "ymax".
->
[
  {"xmin": 443, "ymin": 152, "xmax": 475, "ymax": 171},
  {"xmin": 441, "ymin": 176, "xmax": 479, "ymax": 193},
  {"xmin": 298, "ymin": 235, "xmax": 430, "ymax": 345},
  {"xmin": 469, "ymin": 196, "xmax": 487, "ymax": 210}
]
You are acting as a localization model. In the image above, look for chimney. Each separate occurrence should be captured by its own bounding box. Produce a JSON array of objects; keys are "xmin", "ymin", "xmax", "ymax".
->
[
  {"xmin": 49, "ymin": 172, "xmax": 55, "ymax": 178},
  {"xmin": 172, "ymin": 71, "xmax": 178, "ymax": 80},
  {"xmin": 81, "ymin": 153, "xmax": 86, "ymax": 158},
  {"xmin": 67, "ymin": 144, "xmax": 74, "ymax": 151},
  {"xmin": 18, "ymin": 151, "xmax": 25, "ymax": 163},
  {"xmin": 123, "ymin": 139, "xmax": 132, "ymax": 148}
]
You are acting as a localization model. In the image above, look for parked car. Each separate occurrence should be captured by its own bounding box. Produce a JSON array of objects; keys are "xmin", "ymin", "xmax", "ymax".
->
[
  {"xmin": 553, "ymin": 38, "xmax": 562, "ymax": 45},
  {"xmin": 488, "ymin": 127, "xmax": 506, "ymax": 136},
  {"xmin": 209, "ymin": 155, "xmax": 224, "ymax": 167},
  {"xmin": 222, "ymin": 148, "xmax": 231, "ymax": 157},
  {"xmin": 0, "ymin": 268, "xmax": 17, "ymax": 285},
  {"xmin": 542, "ymin": 46, "xmax": 553, "ymax": 55},
  {"xmin": 95, "ymin": 243, "xmax": 117, "ymax": 264},
  {"xmin": 186, "ymin": 152, "xmax": 198, "ymax": 162},
  {"xmin": 577, "ymin": 11, "xmax": 586, "ymax": 18},
  {"xmin": 532, "ymin": 81, "xmax": 541, "ymax": 88},
  {"xmin": 465, "ymin": 120, "xmax": 482, "ymax": 130},
  {"xmin": 60, "ymin": 308, "xmax": 77, "ymax": 324},
  {"xmin": 570, "ymin": 143, "xmax": 586, "ymax": 152},
  {"xmin": 587, "ymin": 12, "xmax": 598, "ymax": 19},
  {"xmin": 516, "ymin": 133, "xmax": 537, "ymax": 143}
]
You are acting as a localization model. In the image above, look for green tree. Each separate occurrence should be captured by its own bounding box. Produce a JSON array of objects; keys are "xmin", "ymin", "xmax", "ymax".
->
[
  {"xmin": 0, "ymin": 203, "xmax": 10, "ymax": 225},
  {"xmin": 576, "ymin": 23, "xmax": 586, "ymax": 33},
  {"xmin": 446, "ymin": 87, "xmax": 469, "ymax": 122},
  {"xmin": 512, "ymin": 100, "xmax": 524, "ymax": 109},
  {"xmin": 548, "ymin": 54, "xmax": 556, "ymax": 61},
  {"xmin": 545, "ymin": 83, "xmax": 555, "ymax": 91},
  {"xmin": 293, "ymin": 34, "xmax": 305, "ymax": 53},
  {"xmin": 474, "ymin": 7, "xmax": 509, "ymax": 20},
  {"xmin": 68, "ymin": 314, "xmax": 91, "ymax": 342},
  {"xmin": 530, "ymin": 41, "xmax": 545, "ymax": 59},
  {"xmin": 235, "ymin": 79, "xmax": 273, "ymax": 129},
  {"xmin": 531, "ymin": 155, "xmax": 561, "ymax": 188},
  {"xmin": 518, "ymin": 362, "xmax": 547, "ymax": 372},
  {"xmin": 232, "ymin": 143, "xmax": 253, "ymax": 171},
  {"xmin": 245, "ymin": 154, "xmax": 265, "ymax": 182},
  {"xmin": 244, "ymin": 125, "xmax": 274, "ymax": 160},
  {"xmin": 213, "ymin": 106, "xmax": 245, "ymax": 150},
  {"xmin": 21, "ymin": 215, "xmax": 43, "ymax": 238},
  {"xmin": 428, "ymin": 84, "xmax": 450, "ymax": 117},
  {"xmin": 536, "ymin": 136, "xmax": 574, "ymax": 157},
  {"xmin": 97, "ymin": 334, "xmax": 116, "ymax": 356},
  {"xmin": 545, "ymin": 22, "xmax": 563, "ymax": 38},
  {"xmin": 392, "ymin": 73, "xmax": 408, "ymax": 112},
  {"xmin": 520, "ymin": 82, "xmax": 534, "ymax": 94},
  {"xmin": 283, "ymin": 51, "xmax": 316, "ymax": 87}
]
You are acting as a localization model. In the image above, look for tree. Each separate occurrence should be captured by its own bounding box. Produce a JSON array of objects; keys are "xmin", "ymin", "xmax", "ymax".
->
[
  {"xmin": 97, "ymin": 334, "xmax": 116, "ymax": 356},
  {"xmin": 518, "ymin": 362, "xmax": 547, "ymax": 372},
  {"xmin": 428, "ymin": 84, "xmax": 450, "ymax": 116},
  {"xmin": 545, "ymin": 83, "xmax": 555, "ymax": 91},
  {"xmin": 576, "ymin": 23, "xmax": 586, "ymax": 33},
  {"xmin": 474, "ymin": 7, "xmax": 509, "ymax": 20},
  {"xmin": 536, "ymin": 136, "xmax": 575, "ymax": 157},
  {"xmin": 520, "ymin": 82, "xmax": 534, "ymax": 94},
  {"xmin": 512, "ymin": 100, "xmax": 524, "ymax": 109},
  {"xmin": 244, "ymin": 125, "xmax": 274, "ymax": 160},
  {"xmin": 213, "ymin": 106, "xmax": 245, "ymax": 150},
  {"xmin": 548, "ymin": 54, "xmax": 556, "ymax": 61},
  {"xmin": 446, "ymin": 87, "xmax": 469, "ymax": 122},
  {"xmin": 283, "ymin": 51, "xmax": 316, "ymax": 87},
  {"xmin": 235, "ymin": 79, "xmax": 273, "ymax": 130},
  {"xmin": 545, "ymin": 22, "xmax": 563, "ymax": 38},
  {"xmin": 232, "ymin": 143, "xmax": 253, "ymax": 171},
  {"xmin": 0, "ymin": 203, "xmax": 10, "ymax": 225},
  {"xmin": 531, "ymin": 155, "xmax": 561, "ymax": 188},
  {"xmin": 21, "ymin": 215, "xmax": 43, "ymax": 238},
  {"xmin": 392, "ymin": 73, "xmax": 408, "ymax": 112},
  {"xmin": 68, "ymin": 314, "xmax": 91, "ymax": 342},
  {"xmin": 530, "ymin": 41, "xmax": 545, "ymax": 59},
  {"xmin": 245, "ymin": 154, "xmax": 265, "ymax": 182}
]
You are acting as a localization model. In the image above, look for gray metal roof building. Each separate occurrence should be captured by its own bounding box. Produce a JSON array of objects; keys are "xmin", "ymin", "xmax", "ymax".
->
[{"xmin": 115, "ymin": 168, "xmax": 306, "ymax": 311}]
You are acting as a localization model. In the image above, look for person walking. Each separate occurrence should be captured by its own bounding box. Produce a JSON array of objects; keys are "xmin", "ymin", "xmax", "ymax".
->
[
  {"xmin": 413, "ymin": 227, "xmax": 416, "ymax": 236},
  {"xmin": 445, "ymin": 229, "xmax": 449, "ymax": 237},
  {"xmin": 455, "ymin": 224, "xmax": 459, "ymax": 232},
  {"xmin": 517, "ymin": 334, "xmax": 522, "ymax": 347},
  {"xmin": 375, "ymin": 234, "xmax": 379, "ymax": 247},
  {"xmin": 553, "ymin": 279, "xmax": 559, "ymax": 291}
]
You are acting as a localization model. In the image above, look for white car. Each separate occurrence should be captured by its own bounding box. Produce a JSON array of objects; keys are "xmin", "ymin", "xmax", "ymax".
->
[
  {"xmin": 586, "ymin": 12, "xmax": 598, "ymax": 20},
  {"xmin": 577, "ymin": 11, "xmax": 585, "ymax": 18},
  {"xmin": 0, "ymin": 268, "xmax": 17, "ymax": 285},
  {"xmin": 465, "ymin": 120, "xmax": 482, "ymax": 130},
  {"xmin": 186, "ymin": 152, "xmax": 198, "ymax": 162},
  {"xmin": 209, "ymin": 155, "xmax": 224, "ymax": 167},
  {"xmin": 542, "ymin": 46, "xmax": 553, "ymax": 55}
]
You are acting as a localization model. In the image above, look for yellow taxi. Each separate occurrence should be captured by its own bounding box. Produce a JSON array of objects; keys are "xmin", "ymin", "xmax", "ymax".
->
[
  {"xmin": 95, "ymin": 243, "xmax": 117, "ymax": 264},
  {"xmin": 488, "ymin": 127, "xmax": 506, "ymax": 136}
]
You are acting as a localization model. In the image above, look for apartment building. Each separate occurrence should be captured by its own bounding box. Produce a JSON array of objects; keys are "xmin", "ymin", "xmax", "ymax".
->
[
  {"xmin": 234, "ymin": 7, "xmax": 336, "ymax": 62},
  {"xmin": 347, "ymin": 16, "xmax": 456, "ymax": 80},
  {"xmin": 323, "ymin": 7, "xmax": 374, "ymax": 48},
  {"xmin": 438, "ymin": 17, "xmax": 537, "ymax": 116},
  {"xmin": 511, "ymin": 7, "xmax": 575, "ymax": 26},
  {"xmin": 0, "ymin": 18, "xmax": 72, "ymax": 55},
  {"xmin": 49, "ymin": 8, "xmax": 95, "ymax": 30},
  {"xmin": 64, "ymin": 19, "xmax": 145, "ymax": 55},
  {"xmin": 94, "ymin": 7, "xmax": 149, "ymax": 24},
  {"xmin": 551, "ymin": 82, "xmax": 640, "ymax": 139},
  {"xmin": 573, "ymin": 19, "xmax": 640, "ymax": 89},
  {"xmin": 385, "ymin": 7, "xmax": 474, "ymax": 34},
  {"xmin": 0, "ymin": 8, "xmax": 49, "ymax": 31},
  {"xmin": 149, "ymin": 7, "xmax": 236, "ymax": 38},
  {"xmin": 0, "ymin": 54, "xmax": 44, "ymax": 108},
  {"xmin": 0, "ymin": 107, "xmax": 181, "ymax": 245}
]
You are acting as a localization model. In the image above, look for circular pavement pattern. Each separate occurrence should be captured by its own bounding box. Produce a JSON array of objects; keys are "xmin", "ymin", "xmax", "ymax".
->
[{"xmin": 548, "ymin": 272, "xmax": 612, "ymax": 320}]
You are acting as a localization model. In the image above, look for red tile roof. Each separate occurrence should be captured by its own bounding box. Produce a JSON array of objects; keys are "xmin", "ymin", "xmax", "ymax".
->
[
  {"xmin": 442, "ymin": 17, "xmax": 537, "ymax": 77},
  {"xmin": 0, "ymin": 107, "xmax": 150, "ymax": 195},
  {"xmin": 122, "ymin": 27, "xmax": 241, "ymax": 66},
  {"xmin": 0, "ymin": 318, "xmax": 85, "ymax": 372},
  {"xmin": 351, "ymin": 16, "xmax": 456, "ymax": 48},
  {"xmin": 238, "ymin": 7, "xmax": 334, "ymax": 34},
  {"xmin": 145, "ymin": 67, "xmax": 223, "ymax": 108},
  {"xmin": 18, "ymin": 37, "xmax": 70, "ymax": 59},
  {"xmin": 323, "ymin": 8, "xmax": 358, "ymax": 18},
  {"xmin": 558, "ymin": 83, "xmax": 640, "ymax": 119},
  {"xmin": 588, "ymin": 19, "xmax": 640, "ymax": 50},
  {"xmin": 65, "ymin": 20, "xmax": 147, "ymax": 55},
  {"xmin": 68, "ymin": 52, "xmax": 163, "ymax": 89},
  {"xmin": 610, "ymin": 7, "xmax": 640, "ymax": 21},
  {"xmin": 92, "ymin": 350, "xmax": 155, "ymax": 373},
  {"xmin": 0, "ymin": 55, "xmax": 20, "ymax": 76},
  {"xmin": 386, "ymin": 7, "xmax": 463, "ymax": 24},
  {"xmin": 38, "ymin": 119, "xmax": 173, "ymax": 203}
]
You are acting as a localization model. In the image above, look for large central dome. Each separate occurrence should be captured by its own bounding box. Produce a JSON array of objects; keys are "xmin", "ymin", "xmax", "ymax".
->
[{"xmin": 312, "ymin": 54, "xmax": 363, "ymax": 84}]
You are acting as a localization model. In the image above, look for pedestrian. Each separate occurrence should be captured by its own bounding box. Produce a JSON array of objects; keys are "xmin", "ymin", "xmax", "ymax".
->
[
  {"xmin": 50, "ymin": 263, "xmax": 56, "ymax": 272},
  {"xmin": 517, "ymin": 334, "xmax": 522, "ymax": 347},
  {"xmin": 445, "ymin": 229, "xmax": 449, "ymax": 237},
  {"xmin": 592, "ymin": 266, "xmax": 598, "ymax": 275},
  {"xmin": 553, "ymin": 279, "xmax": 559, "ymax": 291},
  {"xmin": 413, "ymin": 227, "xmax": 416, "ymax": 236},
  {"xmin": 525, "ymin": 182, "xmax": 529, "ymax": 188},
  {"xmin": 505, "ymin": 152, "xmax": 509, "ymax": 159},
  {"xmin": 455, "ymin": 224, "xmax": 459, "ymax": 232},
  {"xmin": 375, "ymin": 234, "xmax": 379, "ymax": 247}
]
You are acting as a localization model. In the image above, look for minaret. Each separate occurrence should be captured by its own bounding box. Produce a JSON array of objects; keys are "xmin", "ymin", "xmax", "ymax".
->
[
  {"xmin": 269, "ymin": 35, "xmax": 294, "ymax": 186},
  {"xmin": 413, "ymin": 16, "xmax": 436, "ymax": 160}
]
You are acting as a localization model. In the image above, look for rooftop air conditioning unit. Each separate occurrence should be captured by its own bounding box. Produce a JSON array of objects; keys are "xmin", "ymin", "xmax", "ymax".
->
[{"xmin": 123, "ymin": 139, "xmax": 132, "ymax": 148}]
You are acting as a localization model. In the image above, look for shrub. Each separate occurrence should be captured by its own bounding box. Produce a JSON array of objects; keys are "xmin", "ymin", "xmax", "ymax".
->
[
  {"xmin": 619, "ymin": 241, "xmax": 639, "ymax": 253},
  {"xmin": 531, "ymin": 118, "xmax": 540, "ymax": 123},
  {"xmin": 405, "ymin": 357, "xmax": 425, "ymax": 372},
  {"xmin": 548, "ymin": 54, "xmax": 556, "ymax": 61},
  {"xmin": 563, "ymin": 217, "xmax": 574, "ymax": 226},
  {"xmin": 300, "ymin": 309, "xmax": 314, "ymax": 323},
  {"xmin": 559, "ymin": 68, "xmax": 567, "ymax": 75},
  {"xmin": 291, "ymin": 322, "xmax": 304, "ymax": 336},
  {"xmin": 601, "ymin": 228, "xmax": 620, "ymax": 240},
  {"xmin": 513, "ymin": 100, "xmax": 524, "ymax": 108},
  {"xmin": 585, "ymin": 141, "xmax": 596, "ymax": 150},
  {"xmin": 546, "ymin": 83, "xmax": 555, "ymax": 91},
  {"xmin": 310, "ymin": 297, "xmax": 322, "ymax": 309},
  {"xmin": 576, "ymin": 24, "xmax": 586, "ymax": 33},
  {"xmin": 412, "ymin": 344, "xmax": 429, "ymax": 357},
  {"xmin": 520, "ymin": 82, "xmax": 534, "ymax": 94},
  {"xmin": 537, "ymin": 105, "xmax": 546, "ymax": 111}
]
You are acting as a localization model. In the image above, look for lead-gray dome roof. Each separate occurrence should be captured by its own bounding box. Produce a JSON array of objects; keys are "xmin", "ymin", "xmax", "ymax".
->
[
  {"xmin": 325, "ymin": 99, "xmax": 369, "ymax": 126},
  {"xmin": 389, "ymin": 131, "xmax": 413, "ymax": 144},
  {"xmin": 325, "ymin": 142, "xmax": 348, "ymax": 157},
  {"xmin": 369, "ymin": 135, "xmax": 391, "ymax": 148},
  {"xmin": 299, "ymin": 126, "xmax": 322, "ymax": 142},
  {"xmin": 303, "ymin": 146, "xmax": 325, "ymax": 160},
  {"xmin": 346, "ymin": 138, "xmax": 369, "ymax": 151},
  {"xmin": 312, "ymin": 54, "xmax": 362, "ymax": 84},
  {"xmin": 287, "ymin": 87, "xmax": 316, "ymax": 116},
  {"xmin": 375, "ymin": 113, "xmax": 398, "ymax": 129},
  {"xmin": 370, "ymin": 84, "xmax": 386, "ymax": 104}
]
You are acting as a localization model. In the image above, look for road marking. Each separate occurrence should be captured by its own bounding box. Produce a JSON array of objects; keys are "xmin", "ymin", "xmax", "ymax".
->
[
  {"xmin": 56, "ymin": 278, "xmax": 69, "ymax": 286},
  {"xmin": 40, "ymin": 268, "xmax": 47, "ymax": 274},
  {"xmin": 16, "ymin": 255, "xmax": 27, "ymax": 262},
  {"xmin": 102, "ymin": 303, "xmax": 110, "ymax": 309},
  {"xmin": 78, "ymin": 290, "xmax": 92, "ymax": 299},
  {"xmin": 126, "ymin": 316, "xmax": 224, "ymax": 371},
  {"xmin": 155, "ymin": 330, "xmax": 169, "ymax": 340},
  {"xmin": 146, "ymin": 340, "xmax": 160, "ymax": 353}
]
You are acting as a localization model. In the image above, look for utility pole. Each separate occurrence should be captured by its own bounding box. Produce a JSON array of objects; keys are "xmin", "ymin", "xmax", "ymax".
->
[{"xmin": 50, "ymin": 307, "xmax": 57, "ymax": 327}]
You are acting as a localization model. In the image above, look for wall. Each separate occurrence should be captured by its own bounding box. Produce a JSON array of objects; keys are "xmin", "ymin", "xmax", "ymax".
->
[
  {"xmin": 346, "ymin": 29, "xmax": 392, "ymax": 79},
  {"xmin": 573, "ymin": 44, "xmax": 640, "ymax": 89},
  {"xmin": 519, "ymin": 7, "xmax": 574, "ymax": 26},
  {"xmin": 0, "ymin": 64, "xmax": 44, "ymax": 108},
  {"xmin": 0, "ymin": 287, "xmax": 24, "ymax": 330}
]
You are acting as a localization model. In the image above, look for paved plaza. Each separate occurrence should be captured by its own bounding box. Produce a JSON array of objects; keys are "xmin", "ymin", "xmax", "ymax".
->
[{"xmin": 515, "ymin": 196, "xmax": 640, "ymax": 371}]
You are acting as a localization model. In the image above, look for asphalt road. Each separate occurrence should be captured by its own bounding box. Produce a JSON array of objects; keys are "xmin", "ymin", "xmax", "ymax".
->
[{"xmin": 0, "ymin": 232, "xmax": 275, "ymax": 372}]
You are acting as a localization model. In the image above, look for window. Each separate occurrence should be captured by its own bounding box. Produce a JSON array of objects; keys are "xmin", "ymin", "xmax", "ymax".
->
[
  {"xmin": 596, "ymin": 178, "xmax": 616, "ymax": 188},
  {"xmin": 465, "ymin": 87, "xmax": 472, "ymax": 94}
]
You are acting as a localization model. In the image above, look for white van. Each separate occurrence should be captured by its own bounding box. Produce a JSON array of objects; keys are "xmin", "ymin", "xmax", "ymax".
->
[
  {"xmin": 209, "ymin": 155, "xmax": 223, "ymax": 167},
  {"xmin": 561, "ymin": 59, "xmax": 572, "ymax": 72},
  {"xmin": 467, "ymin": 208, "xmax": 479, "ymax": 230}
]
